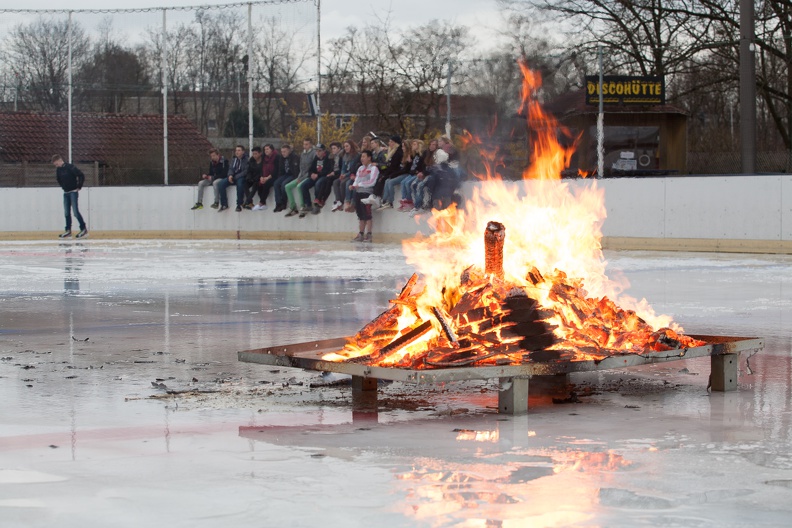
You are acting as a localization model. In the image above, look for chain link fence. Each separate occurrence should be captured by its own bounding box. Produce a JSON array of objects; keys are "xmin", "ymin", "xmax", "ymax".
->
[{"xmin": 0, "ymin": 1, "xmax": 317, "ymax": 187}]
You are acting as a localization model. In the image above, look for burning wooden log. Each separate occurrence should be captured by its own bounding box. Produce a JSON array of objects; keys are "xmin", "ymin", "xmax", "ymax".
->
[{"xmin": 484, "ymin": 221, "xmax": 505, "ymax": 278}]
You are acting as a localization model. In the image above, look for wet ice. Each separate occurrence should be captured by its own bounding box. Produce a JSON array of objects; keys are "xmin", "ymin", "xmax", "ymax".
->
[{"xmin": 1, "ymin": 240, "xmax": 792, "ymax": 526}]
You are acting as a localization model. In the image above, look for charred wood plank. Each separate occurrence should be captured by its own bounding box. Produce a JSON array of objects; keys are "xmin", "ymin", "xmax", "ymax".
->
[
  {"xmin": 432, "ymin": 307, "xmax": 458, "ymax": 345},
  {"xmin": 373, "ymin": 320, "xmax": 433, "ymax": 362}
]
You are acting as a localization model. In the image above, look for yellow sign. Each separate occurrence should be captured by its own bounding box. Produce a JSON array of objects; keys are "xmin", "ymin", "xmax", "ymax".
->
[{"xmin": 585, "ymin": 76, "xmax": 665, "ymax": 105}]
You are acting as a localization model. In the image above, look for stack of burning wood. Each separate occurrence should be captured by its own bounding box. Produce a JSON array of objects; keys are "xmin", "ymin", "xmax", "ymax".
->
[{"xmin": 333, "ymin": 221, "xmax": 704, "ymax": 369}]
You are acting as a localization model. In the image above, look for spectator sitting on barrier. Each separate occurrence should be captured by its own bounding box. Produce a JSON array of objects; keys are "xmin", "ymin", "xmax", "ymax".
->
[
  {"xmin": 378, "ymin": 137, "xmax": 415, "ymax": 211},
  {"xmin": 410, "ymin": 140, "xmax": 448, "ymax": 217},
  {"xmin": 192, "ymin": 148, "xmax": 228, "ymax": 210},
  {"xmin": 403, "ymin": 138, "xmax": 438, "ymax": 214},
  {"xmin": 364, "ymin": 135, "xmax": 404, "ymax": 210},
  {"xmin": 217, "ymin": 145, "xmax": 249, "ymax": 212},
  {"xmin": 359, "ymin": 135, "xmax": 372, "ymax": 153},
  {"xmin": 242, "ymin": 147, "xmax": 264, "ymax": 210},
  {"xmin": 284, "ymin": 138, "xmax": 316, "ymax": 217},
  {"xmin": 313, "ymin": 142, "xmax": 343, "ymax": 214},
  {"xmin": 331, "ymin": 140, "xmax": 360, "ymax": 213},
  {"xmin": 350, "ymin": 149, "xmax": 379, "ymax": 243},
  {"xmin": 296, "ymin": 143, "xmax": 332, "ymax": 218},
  {"xmin": 272, "ymin": 144, "xmax": 300, "ymax": 212},
  {"xmin": 370, "ymin": 137, "xmax": 387, "ymax": 171},
  {"xmin": 439, "ymin": 136, "xmax": 459, "ymax": 173},
  {"xmin": 250, "ymin": 144, "xmax": 277, "ymax": 211},
  {"xmin": 396, "ymin": 139, "xmax": 425, "ymax": 212}
]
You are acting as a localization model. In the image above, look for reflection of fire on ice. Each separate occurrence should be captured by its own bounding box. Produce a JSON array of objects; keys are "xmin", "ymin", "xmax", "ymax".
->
[{"xmin": 324, "ymin": 61, "xmax": 704, "ymax": 369}]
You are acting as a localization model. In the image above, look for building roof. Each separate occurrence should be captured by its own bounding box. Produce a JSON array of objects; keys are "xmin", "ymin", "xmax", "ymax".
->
[{"xmin": 0, "ymin": 112, "xmax": 213, "ymax": 163}]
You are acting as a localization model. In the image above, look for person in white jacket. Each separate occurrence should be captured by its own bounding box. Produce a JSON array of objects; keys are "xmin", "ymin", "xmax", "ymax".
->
[{"xmin": 349, "ymin": 150, "xmax": 379, "ymax": 242}]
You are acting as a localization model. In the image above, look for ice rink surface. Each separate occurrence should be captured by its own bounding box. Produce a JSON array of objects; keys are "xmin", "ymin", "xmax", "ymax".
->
[{"xmin": 1, "ymin": 240, "xmax": 792, "ymax": 527}]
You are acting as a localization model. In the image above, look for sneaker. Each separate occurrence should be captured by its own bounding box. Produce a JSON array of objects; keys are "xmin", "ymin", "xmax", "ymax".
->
[
  {"xmin": 351, "ymin": 232, "xmax": 364, "ymax": 242},
  {"xmin": 343, "ymin": 202, "xmax": 355, "ymax": 213},
  {"xmin": 360, "ymin": 195, "xmax": 377, "ymax": 205},
  {"xmin": 370, "ymin": 196, "xmax": 382, "ymax": 208},
  {"xmin": 376, "ymin": 202, "xmax": 392, "ymax": 211},
  {"xmin": 235, "ymin": 205, "xmax": 243, "ymax": 212},
  {"xmin": 191, "ymin": 202, "xmax": 203, "ymax": 210},
  {"xmin": 58, "ymin": 231, "xmax": 72, "ymax": 239},
  {"xmin": 252, "ymin": 204, "xmax": 263, "ymax": 211},
  {"xmin": 409, "ymin": 208, "xmax": 421, "ymax": 217},
  {"xmin": 258, "ymin": 203, "xmax": 268, "ymax": 211},
  {"xmin": 273, "ymin": 205, "xmax": 284, "ymax": 213},
  {"xmin": 331, "ymin": 201, "xmax": 342, "ymax": 212},
  {"xmin": 398, "ymin": 201, "xmax": 414, "ymax": 212},
  {"xmin": 298, "ymin": 210, "xmax": 308, "ymax": 218},
  {"xmin": 76, "ymin": 229, "xmax": 88, "ymax": 239},
  {"xmin": 218, "ymin": 205, "xmax": 228, "ymax": 212},
  {"xmin": 285, "ymin": 208, "xmax": 299, "ymax": 217},
  {"xmin": 363, "ymin": 232, "xmax": 372, "ymax": 243},
  {"xmin": 311, "ymin": 204, "xmax": 321, "ymax": 215},
  {"xmin": 243, "ymin": 203, "xmax": 253, "ymax": 210},
  {"xmin": 210, "ymin": 202, "xmax": 219, "ymax": 209}
]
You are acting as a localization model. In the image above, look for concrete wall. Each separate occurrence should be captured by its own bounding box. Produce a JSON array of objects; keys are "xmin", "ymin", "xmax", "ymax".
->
[{"xmin": 2, "ymin": 175, "xmax": 791, "ymax": 253}]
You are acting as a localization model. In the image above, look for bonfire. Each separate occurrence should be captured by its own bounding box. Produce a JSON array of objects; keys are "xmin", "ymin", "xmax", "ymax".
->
[{"xmin": 324, "ymin": 62, "xmax": 704, "ymax": 369}]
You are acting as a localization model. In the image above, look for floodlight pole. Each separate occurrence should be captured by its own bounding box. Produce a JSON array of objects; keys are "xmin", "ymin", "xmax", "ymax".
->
[
  {"xmin": 162, "ymin": 9, "xmax": 169, "ymax": 185},
  {"xmin": 445, "ymin": 60, "xmax": 453, "ymax": 138},
  {"xmin": 316, "ymin": 0, "xmax": 322, "ymax": 144},
  {"xmin": 68, "ymin": 11, "xmax": 73, "ymax": 164},
  {"xmin": 248, "ymin": 3, "xmax": 254, "ymax": 151},
  {"xmin": 739, "ymin": 0, "xmax": 756, "ymax": 174},
  {"xmin": 597, "ymin": 44, "xmax": 604, "ymax": 179}
]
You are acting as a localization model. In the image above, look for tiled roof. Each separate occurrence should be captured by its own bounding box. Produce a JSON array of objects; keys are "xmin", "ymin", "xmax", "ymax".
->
[{"xmin": 0, "ymin": 112, "xmax": 213, "ymax": 163}]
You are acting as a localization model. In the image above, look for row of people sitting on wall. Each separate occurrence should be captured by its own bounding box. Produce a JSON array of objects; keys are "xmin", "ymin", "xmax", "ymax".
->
[{"xmin": 190, "ymin": 134, "xmax": 463, "ymax": 220}]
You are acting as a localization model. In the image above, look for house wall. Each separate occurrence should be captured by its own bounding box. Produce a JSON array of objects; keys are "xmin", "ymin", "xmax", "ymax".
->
[{"xmin": 2, "ymin": 175, "xmax": 791, "ymax": 253}]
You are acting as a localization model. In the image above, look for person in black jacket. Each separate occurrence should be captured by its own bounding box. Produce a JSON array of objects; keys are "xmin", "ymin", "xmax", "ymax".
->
[
  {"xmin": 192, "ymin": 148, "xmax": 228, "ymax": 210},
  {"xmin": 52, "ymin": 154, "xmax": 88, "ymax": 239},
  {"xmin": 272, "ymin": 144, "xmax": 301, "ymax": 212}
]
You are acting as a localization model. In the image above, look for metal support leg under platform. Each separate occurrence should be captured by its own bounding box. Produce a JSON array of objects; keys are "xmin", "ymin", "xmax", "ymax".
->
[
  {"xmin": 711, "ymin": 353, "xmax": 739, "ymax": 391},
  {"xmin": 499, "ymin": 377, "xmax": 530, "ymax": 415}
]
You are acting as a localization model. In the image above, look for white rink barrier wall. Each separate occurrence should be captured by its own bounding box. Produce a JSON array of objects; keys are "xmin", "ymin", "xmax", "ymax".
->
[{"xmin": 2, "ymin": 176, "xmax": 792, "ymax": 253}]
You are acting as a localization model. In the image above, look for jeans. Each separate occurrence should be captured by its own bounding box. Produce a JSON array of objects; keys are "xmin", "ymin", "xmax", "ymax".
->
[
  {"xmin": 315, "ymin": 175, "xmax": 337, "ymax": 204},
  {"xmin": 217, "ymin": 176, "xmax": 246, "ymax": 207},
  {"xmin": 401, "ymin": 175, "xmax": 417, "ymax": 203},
  {"xmin": 196, "ymin": 178, "xmax": 221, "ymax": 204},
  {"xmin": 273, "ymin": 175, "xmax": 296, "ymax": 208},
  {"xmin": 299, "ymin": 177, "xmax": 318, "ymax": 208},
  {"xmin": 382, "ymin": 173, "xmax": 408, "ymax": 205},
  {"xmin": 245, "ymin": 177, "xmax": 274, "ymax": 205},
  {"xmin": 63, "ymin": 191, "xmax": 86, "ymax": 231}
]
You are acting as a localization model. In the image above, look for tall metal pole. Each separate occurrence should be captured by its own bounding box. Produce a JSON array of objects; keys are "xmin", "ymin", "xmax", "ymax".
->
[
  {"xmin": 248, "ymin": 2, "xmax": 254, "ymax": 151},
  {"xmin": 739, "ymin": 0, "xmax": 756, "ymax": 174},
  {"xmin": 597, "ymin": 44, "xmax": 604, "ymax": 179},
  {"xmin": 316, "ymin": 0, "xmax": 321, "ymax": 144},
  {"xmin": 68, "ymin": 11, "xmax": 73, "ymax": 164},
  {"xmin": 162, "ymin": 9, "xmax": 169, "ymax": 185},
  {"xmin": 445, "ymin": 60, "xmax": 452, "ymax": 138}
]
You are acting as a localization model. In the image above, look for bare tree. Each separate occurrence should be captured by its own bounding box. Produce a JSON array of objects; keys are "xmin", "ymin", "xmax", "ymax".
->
[{"xmin": 1, "ymin": 17, "xmax": 90, "ymax": 111}]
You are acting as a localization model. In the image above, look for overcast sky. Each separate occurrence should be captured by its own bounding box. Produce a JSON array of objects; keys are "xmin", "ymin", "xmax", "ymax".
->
[{"xmin": 0, "ymin": 0, "xmax": 507, "ymax": 53}]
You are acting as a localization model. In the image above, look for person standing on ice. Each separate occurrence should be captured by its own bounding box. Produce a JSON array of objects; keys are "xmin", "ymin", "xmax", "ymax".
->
[
  {"xmin": 52, "ymin": 154, "xmax": 88, "ymax": 239},
  {"xmin": 350, "ymin": 149, "xmax": 379, "ymax": 243}
]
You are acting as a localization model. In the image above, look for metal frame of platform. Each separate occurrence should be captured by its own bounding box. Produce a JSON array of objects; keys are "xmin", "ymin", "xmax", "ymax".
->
[{"xmin": 238, "ymin": 335, "xmax": 763, "ymax": 414}]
